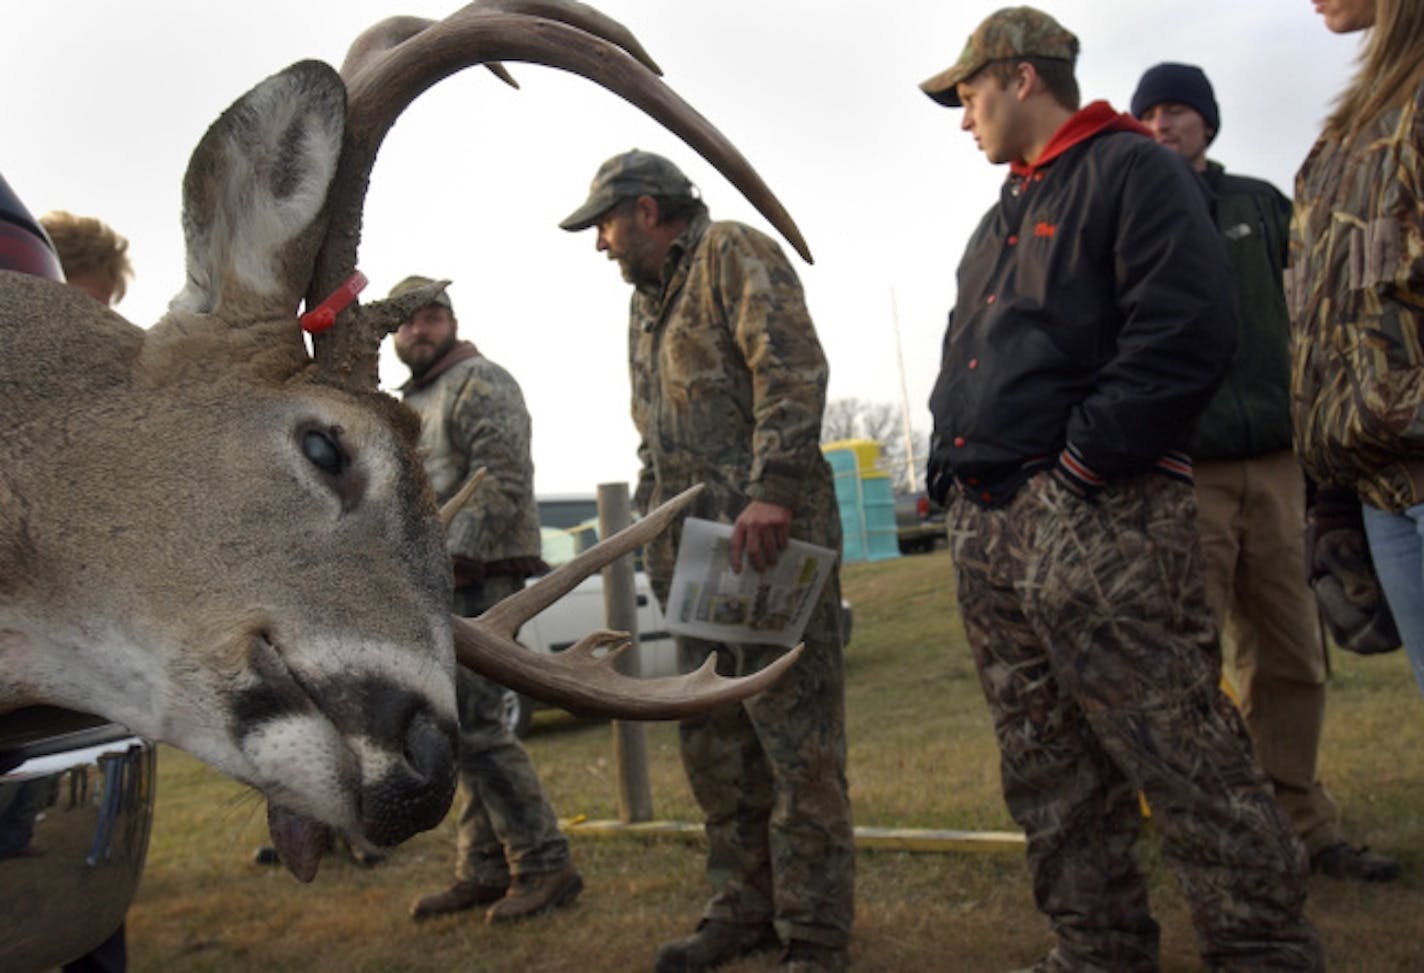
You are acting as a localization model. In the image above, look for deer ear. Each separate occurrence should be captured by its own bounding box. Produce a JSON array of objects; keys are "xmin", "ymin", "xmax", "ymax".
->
[{"xmin": 170, "ymin": 60, "xmax": 347, "ymax": 318}]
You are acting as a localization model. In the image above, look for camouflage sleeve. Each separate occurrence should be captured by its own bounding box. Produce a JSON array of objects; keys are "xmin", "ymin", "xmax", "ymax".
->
[
  {"xmin": 709, "ymin": 223, "xmax": 829, "ymax": 511},
  {"xmin": 1265, "ymin": 183, "xmax": 1293, "ymax": 271},
  {"xmin": 444, "ymin": 361, "xmax": 535, "ymax": 559},
  {"xmin": 627, "ymin": 302, "xmax": 655, "ymax": 516},
  {"xmin": 634, "ymin": 436, "xmax": 655, "ymax": 516},
  {"xmin": 1368, "ymin": 109, "xmax": 1424, "ymax": 449}
]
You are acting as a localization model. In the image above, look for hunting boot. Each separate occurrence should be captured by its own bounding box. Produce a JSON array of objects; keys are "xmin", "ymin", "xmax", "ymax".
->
[
  {"xmin": 1008, "ymin": 949, "xmax": 1085, "ymax": 973},
  {"xmin": 484, "ymin": 863, "xmax": 584, "ymax": 923},
  {"xmin": 1309, "ymin": 842, "xmax": 1402, "ymax": 882},
  {"xmin": 653, "ymin": 919, "xmax": 781, "ymax": 972},
  {"xmin": 409, "ymin": 878, "xmax": 510, "ymax": 920},
  {"xmin": 779, "ymin": 941, "xmax": 848, "ymax": 972}
]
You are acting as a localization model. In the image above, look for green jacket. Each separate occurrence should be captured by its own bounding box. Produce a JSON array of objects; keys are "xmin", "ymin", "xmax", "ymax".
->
[{"xmin": 1188, "ymin": 161, "xmax": 1294, "ymax": 461}]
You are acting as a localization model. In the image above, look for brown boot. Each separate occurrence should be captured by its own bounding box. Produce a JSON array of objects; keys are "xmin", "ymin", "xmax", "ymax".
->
[
  {"xmin": 653, "ymin": 919, "xmax": 780, "ymax": 973},
  {"xmin": 409, "ymin": 878, "xmax": 510, "ymax": 920},
  {"xmin": 779, "ymin": 941, "xmax": 847, "ymax": 972},
  {"xmin": 1310, "ymin": 842, "xmax": 1402, "ymax": 882},
  {"xmin": 484, "ymin": 864, "xmax": 583, "ymax": 923}
]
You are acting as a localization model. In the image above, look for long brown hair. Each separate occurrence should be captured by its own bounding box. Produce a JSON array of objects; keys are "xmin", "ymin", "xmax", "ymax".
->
[{"xmin": 1326, "ymin": 0, "xmax": 1424, "ymax": 140}]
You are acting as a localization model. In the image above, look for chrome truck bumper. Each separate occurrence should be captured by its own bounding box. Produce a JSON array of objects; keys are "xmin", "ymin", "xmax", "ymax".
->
[{"xmin": 1, "ymin": 709, "xmax": 155, "ymax": 971}]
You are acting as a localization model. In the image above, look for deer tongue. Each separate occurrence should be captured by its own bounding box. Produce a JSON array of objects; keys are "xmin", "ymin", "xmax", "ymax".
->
[{"xmin": 267, "ymin": 803, "xmax": 330, "ymax": 882}]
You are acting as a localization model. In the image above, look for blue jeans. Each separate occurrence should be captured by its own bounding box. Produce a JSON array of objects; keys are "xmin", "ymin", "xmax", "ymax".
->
[{"xmin": 1362, "ymin": 502, "xmax": 1424, "ymax": 695}]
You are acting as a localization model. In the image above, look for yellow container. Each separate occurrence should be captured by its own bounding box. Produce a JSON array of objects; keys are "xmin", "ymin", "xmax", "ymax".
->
[{"xmin": 821, "ymin": 437, "xmax": 883, "ymax": 475}]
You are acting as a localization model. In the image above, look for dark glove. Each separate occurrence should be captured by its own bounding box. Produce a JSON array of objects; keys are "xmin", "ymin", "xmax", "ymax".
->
[
  {"xmin": 926, "ymin": 448, "xmax": 955, "ymax": 506},
  {"xmin": 1305, "ymin": 485, "xmax": 1401, "ymax": 655}
]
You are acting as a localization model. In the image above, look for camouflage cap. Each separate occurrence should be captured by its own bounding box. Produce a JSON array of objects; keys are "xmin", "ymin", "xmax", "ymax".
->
[
  {"xmin": 919, "ymin": 6, "xmax": 1079, "ymax": 108},
  {"xmin": 387, "ymin": 274, "xmax": 452, "ymax": 310},
  {"xmin": 559, "ymin": 149, "xmax": 698, "ymax": 231}
]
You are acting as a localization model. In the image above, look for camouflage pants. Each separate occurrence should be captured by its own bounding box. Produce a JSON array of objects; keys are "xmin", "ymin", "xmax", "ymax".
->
[
  {"xmin": 673, "ymin": 572, "xmax": 855, "ymax": 948},
  {"xmin": 947, "ymin": 472, "xmax": 1322, "ymax": 972},
  {"xmin": 450, "ymin": 576, "xmax": 569, "ymax": 885}
]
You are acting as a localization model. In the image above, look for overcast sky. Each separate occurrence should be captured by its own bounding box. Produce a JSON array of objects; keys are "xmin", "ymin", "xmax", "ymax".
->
[{"xmin": 6, "ymin": 0, "xmax": 1360, "ymax": 494}]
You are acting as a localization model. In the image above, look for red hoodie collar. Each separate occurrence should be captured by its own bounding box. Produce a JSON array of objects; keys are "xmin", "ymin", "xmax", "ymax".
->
[{"xmin": 1009, "ymin": 100, "xmax": 1151, "ymax": 177}]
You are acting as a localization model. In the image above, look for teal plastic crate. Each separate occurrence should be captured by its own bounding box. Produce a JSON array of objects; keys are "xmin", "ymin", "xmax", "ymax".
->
[{"xmin": 824, "ymin": 444, "xmax": 900, "ymax": 563}]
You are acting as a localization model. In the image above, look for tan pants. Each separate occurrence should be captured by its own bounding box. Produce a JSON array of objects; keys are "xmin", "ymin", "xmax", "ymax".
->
[{"xmin": 1194, "ymin": 450, "xmax": 1340, "ymax": 854}]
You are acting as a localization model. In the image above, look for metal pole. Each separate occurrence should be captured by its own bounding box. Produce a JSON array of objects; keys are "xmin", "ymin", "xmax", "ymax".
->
[
  {"xmin": 890, "ymin": 288, "xmax": 919, "ymax": 492},
  {"xmin": 597, "ymin": 482, "xmax": 653, "ymax": 823}
]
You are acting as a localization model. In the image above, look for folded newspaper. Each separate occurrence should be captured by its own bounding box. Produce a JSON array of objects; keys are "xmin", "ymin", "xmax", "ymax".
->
[{"xmin": 666, "ymin": 517, "xmax": 837, "ymax": 647}]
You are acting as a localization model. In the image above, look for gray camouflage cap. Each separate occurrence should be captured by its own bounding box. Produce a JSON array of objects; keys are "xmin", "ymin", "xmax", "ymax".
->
[
  {"xmin": 919, "ymin": 6, "xmax": 1079, "ymax": 108},
  {"xmin": 388, "ymin": 274, "xmax": 452, "ymax": 310},
  {"xmin": 559, "ymin": 149, "xmax": 698, "ymax": 231}
]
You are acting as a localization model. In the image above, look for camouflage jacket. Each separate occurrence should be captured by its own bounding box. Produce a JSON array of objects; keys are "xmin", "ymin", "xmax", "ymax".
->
[
  {"xmin": 1288, "ymin": 79, "xmax": 1424, "ymax": 511},
  {"xmin": 401, "ymin": 341, "xmax": 544, "ymax": 583},
  {"xmin": 627, "ymin": 212, "xmax": 840, "ymax": 584}
]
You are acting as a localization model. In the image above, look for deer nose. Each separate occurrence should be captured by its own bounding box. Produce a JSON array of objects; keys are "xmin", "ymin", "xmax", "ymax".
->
[
  {"xmin": 401, "ymin": 707, "xmax": 455, "ymax": 787},
  {"xmin": 360, "ymin": 700, "xmax": 457, "ymax": 846}
]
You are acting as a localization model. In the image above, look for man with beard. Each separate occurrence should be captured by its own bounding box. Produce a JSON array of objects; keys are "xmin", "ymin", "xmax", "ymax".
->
[
  {"xmin": 559, "ymin": 151, "xmax": 853, "ymax": 973},
  {"xmin": 389, "ymin": 275, "xmax": 583, "ymax": 925}
]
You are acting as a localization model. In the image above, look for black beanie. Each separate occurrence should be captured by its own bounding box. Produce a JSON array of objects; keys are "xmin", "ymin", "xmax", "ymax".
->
[{"xmin": 1131, "ymin": 63, "xmax": 1220, "ymax": 138}]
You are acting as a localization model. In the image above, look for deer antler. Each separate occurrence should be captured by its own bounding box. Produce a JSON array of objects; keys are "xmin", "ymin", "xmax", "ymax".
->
[
  {"xmin": 338, "ymin": 1, "xmax": 663, "ymax": 83},
  {"xmin": 454, "ymin": 485, "xmax": 804, "ymax": 718},
  {"xmin": 439, "ymin": 467, "xmax": 487, "ymax": 530},
  {"xmin": 454, "ymin": 620, "xmax": 803, "ymax": 720},
  {"xmin": 307, "ymin": 0, "xmax": 812, "ymax": 390}
]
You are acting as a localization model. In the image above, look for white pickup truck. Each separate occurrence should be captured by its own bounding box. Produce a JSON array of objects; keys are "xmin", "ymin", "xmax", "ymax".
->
[{"xmin": 500, "ymin": 496, "xmax": 677, "ymax": 735}]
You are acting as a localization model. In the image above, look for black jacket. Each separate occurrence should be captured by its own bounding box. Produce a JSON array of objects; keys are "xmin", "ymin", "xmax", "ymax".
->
[
  {"xmin": 1187, "ymin": 162, "xmax": 1294, "ymax": 461},
  {"xmin": 928, "ymin": 102, "xmax": 1236, "ymax": 507}
]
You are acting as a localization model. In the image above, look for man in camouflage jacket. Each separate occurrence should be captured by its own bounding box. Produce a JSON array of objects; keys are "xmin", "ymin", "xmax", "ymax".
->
[
  {"xmin": 561, "ymin": 151, "xmax": 853, "ymax": 973},
  {"xmin": 390, "ymin": 276, "xmax": 583, "ymax": 925}
]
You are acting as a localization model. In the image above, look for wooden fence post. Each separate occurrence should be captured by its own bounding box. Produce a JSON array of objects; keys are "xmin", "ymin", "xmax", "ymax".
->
[{"xmin": 597, "ymin": 482, "xmax": 654, "ymax": 823}]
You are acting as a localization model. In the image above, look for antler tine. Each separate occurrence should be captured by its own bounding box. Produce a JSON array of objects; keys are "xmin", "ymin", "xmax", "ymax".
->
[
  {"xmin": 339, "ymin": 15, "xmax": 519, "ymax": 88},
  {"xmin": 341, "ymin": 2, "xmax": 661, "ymax": 82},
  {"xmin": 462, "ymin": 0, "xmax": 663, "ymax": 74},
  {"xmin": 452, "ymin": 617, "xmax": 804, "ymax": 720},
  {"xmin": 479, "ymin": 483, "xmax": 703, "ymax": 637},
  {"xmin": 308, "ymin": 6, "xmax": 811, "ymax": 387},
  {"xmin": 439, "ymin": 466, "xmax": 487, "ymax": 530}
]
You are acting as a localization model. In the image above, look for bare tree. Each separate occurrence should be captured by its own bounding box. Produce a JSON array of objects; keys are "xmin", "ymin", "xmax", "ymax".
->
[
  {"xmin": 821, "ymin": 398, "xmax": 928, "ymax": 493},
  {"xmin": 821, "ymin": 397, "xmax": 864, "ymax": 443}
]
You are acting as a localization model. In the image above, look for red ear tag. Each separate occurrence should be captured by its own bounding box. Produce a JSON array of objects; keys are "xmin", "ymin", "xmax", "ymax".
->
[{"xmin": 300, "ymin": 270, "xmax": 369, "ymax": 334}]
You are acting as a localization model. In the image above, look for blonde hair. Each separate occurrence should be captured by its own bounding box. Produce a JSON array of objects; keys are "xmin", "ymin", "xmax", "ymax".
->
[
  {"xmin": 38, "ymin": 210, "xmax": 133, "ymax": 304},
  {"xmin": 1326, "ymin": 0, "xmax": 1424, "ymax": 140}
]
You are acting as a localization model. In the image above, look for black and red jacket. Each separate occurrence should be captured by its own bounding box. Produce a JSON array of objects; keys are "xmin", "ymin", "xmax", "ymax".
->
[{"xmin": 927, "ymin": 101, "xmax": 1236, "ymax": 508}]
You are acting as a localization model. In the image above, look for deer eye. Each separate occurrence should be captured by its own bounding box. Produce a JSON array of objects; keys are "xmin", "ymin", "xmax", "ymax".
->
[{"xmin": 301, "ymin": 428, "xmax": 347, "ymax": 476}]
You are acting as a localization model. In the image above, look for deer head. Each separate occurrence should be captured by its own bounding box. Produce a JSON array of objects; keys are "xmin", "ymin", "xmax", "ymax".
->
[{"xmin": 0, "ymin": 0, "xmax": 806, "ymax": 881}]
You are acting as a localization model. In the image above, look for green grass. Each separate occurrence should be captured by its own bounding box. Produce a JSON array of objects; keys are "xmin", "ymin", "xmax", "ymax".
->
[{"xmin": 126, "ymin": 549, "xmax": 1424, "ymax": 971}]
